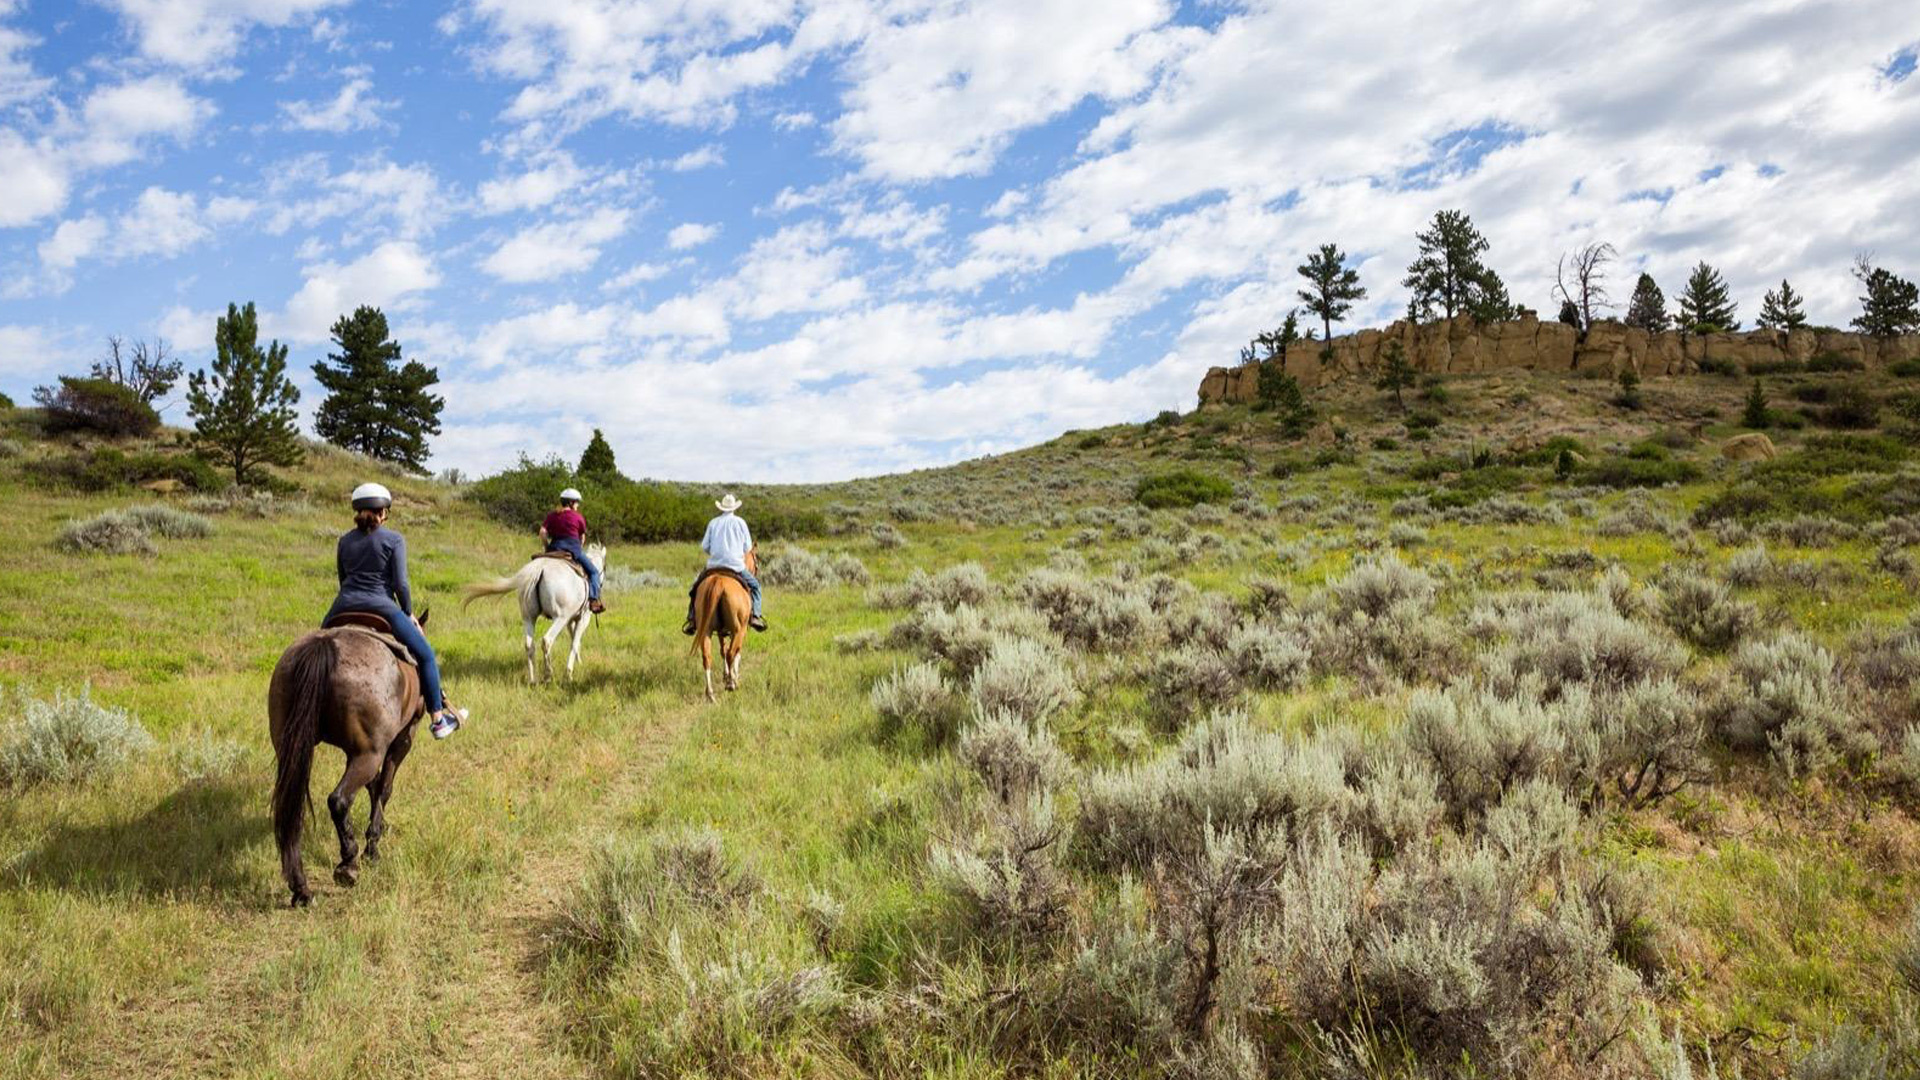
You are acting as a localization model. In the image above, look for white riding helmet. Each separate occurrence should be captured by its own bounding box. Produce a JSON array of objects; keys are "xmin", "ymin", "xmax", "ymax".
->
[
  {"xmin": 350, "ymin": 482, "xmax": 392, "ymax": 510},
  {"xmin": 559, "ymin": 487, "xmax": 583, "ymax": 503}
]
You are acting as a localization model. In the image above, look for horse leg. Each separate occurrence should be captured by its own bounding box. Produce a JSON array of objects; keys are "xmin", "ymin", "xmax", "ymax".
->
[
  {"xmin": 565, "ymin": 612, "xmax": 587, "ymax": 680},
  {"xmin": 724, "ymin": 634, "xmax": 740, "ymax": 691},
  {"xmin": 328, "ymin": 751, "xmax": 382, "ymax": 888},
  {"xmin": 523, "ymin": 613, "xmax": 538, "ymax": 684},
  {"xmin": 543, "ymin": 615, "xmax": 567, "ymax": 683},
  {"xmin": 364, "ymin": 727, "xmax": 415, "ymax": 864},
  {"xmin": 700, "ymin": 631, "xmax": 716, "ymax": 703}
]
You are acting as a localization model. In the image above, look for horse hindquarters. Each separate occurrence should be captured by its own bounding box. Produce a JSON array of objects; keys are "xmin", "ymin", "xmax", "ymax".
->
[{"xmin": 270, "ymin": 635, "xmax": 337, "ymax": 907}]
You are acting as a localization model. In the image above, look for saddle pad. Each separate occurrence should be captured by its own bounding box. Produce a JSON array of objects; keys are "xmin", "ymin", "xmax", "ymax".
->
[
  {"xmin": 329, "ymin": 625, "xmax": 417, "ymax": 667},
  {"xmin": 693, "ymin": 566, "xmax": 748, "ymax": 590},
  {"xmin": 533, "ymin": 550, "xmax": 589, "ymax": 578}
]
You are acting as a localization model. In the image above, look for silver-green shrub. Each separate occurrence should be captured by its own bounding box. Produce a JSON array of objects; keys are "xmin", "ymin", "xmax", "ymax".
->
[
  {"xmin": 1401, "ymin": 682, "xmax": 1570, "ymax": 823},
  {"xmin": 957, "ymin": 709, "xmax": 1068, "ymax": 806},
  {"xmin": 0, "ymin": 686, "xmax": 155, "ymax": 789},
  {"xmin": 1715, "ymin": 633, "xmax": 1872, "ymax": 778},
  {"xmin": 1657, "ymin": 570, "xmax": 1759, "ymax": 651},
  {"xmin": 929, "ymin": 791, "xmax": 1069, "ymax": 938},
  {"xmin": 1722, "ymin": 544, "xmax": 1773, "ymax": 587},
  {"xmin": 871, "ymin": 661, "xmax": 962, "ymax": 743},
  {"xmin": 123, "ymin": 503, "xmax": 214, "ymax": 538},
  {"xmin": 756, "ymin": 545, "xmax": 870, "ymax": 590},
  {"xmin": 1482, "ymin": 590, "xmax": 1684, "ymax": 697},
  {"xmin": 55, "ymin": 510, "xmax": 156, "ymax": 555},
  {"xmin": 1226, "ymin": 622, "xmax": 1309, "ymax": 690},
  {"xmin": 969, "ymin": 635, "xmax": 1079, "ymax": 723},
  {"xmin": 1147, "ymin": 645, "xmax": 1243, "ymax": 726}
]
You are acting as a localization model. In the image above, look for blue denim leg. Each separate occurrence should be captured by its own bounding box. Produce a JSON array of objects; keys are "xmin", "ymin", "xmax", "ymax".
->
[
  {"xmin": 739, "ymin": 569, "xmax": 763, "ymax": 618},
  {"xmin": 549, "ymin": 537, "xmax": 601, "ymax": 600},
  {"xmin": 325, "ymin": 598, "xmax": 444, "ymax": 712}
]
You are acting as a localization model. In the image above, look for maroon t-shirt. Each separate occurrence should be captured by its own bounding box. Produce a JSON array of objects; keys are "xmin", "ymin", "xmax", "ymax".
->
[{"xmin": 543, "ymin": 507, "xmax": 586, "ymax": 541}]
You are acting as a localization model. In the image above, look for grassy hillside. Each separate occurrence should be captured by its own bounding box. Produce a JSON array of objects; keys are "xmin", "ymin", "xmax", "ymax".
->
[{"xmin": 3, "ymin": 364, "xmax": 1920, "ymax": 1079}]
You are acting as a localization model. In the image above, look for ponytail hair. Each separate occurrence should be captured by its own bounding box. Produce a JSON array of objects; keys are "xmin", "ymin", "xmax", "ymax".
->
[{"xmin": 354, "ymin": 508, "xmax": 384, "ymax": 533}]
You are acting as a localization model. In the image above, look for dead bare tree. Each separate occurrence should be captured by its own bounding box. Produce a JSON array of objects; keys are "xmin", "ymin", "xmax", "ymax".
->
[
  {"xmin": 90, "ymin": 336, "xmax": 182, "ymax": 406},
  {"xmin": 1553, "ymin": 242, "xmax": 1617, "ymax": 333}
]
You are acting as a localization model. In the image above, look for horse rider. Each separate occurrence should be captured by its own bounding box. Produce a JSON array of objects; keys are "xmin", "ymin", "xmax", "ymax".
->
[
  {"xmin": 325, "ymin": 483, "xmax": 467, "ymax": 739},
  {"xmin": 540, "ymin": 487, "xmax": 606, "ymax": 614},
  {"xmin": 683, "ymin": 493, "xmax": 768, "ymax": 634}
]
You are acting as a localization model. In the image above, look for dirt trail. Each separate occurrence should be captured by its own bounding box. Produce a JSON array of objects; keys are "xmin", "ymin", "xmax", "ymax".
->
[{"xmin": 422, "ymin": 698, "xmax": 700, "ymax": 1080}]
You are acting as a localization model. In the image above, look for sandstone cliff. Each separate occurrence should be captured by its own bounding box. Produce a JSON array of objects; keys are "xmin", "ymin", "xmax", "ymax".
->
[{"xmin": 1196, "ymin": 315, "xmax": 1920, "ymax": 407}]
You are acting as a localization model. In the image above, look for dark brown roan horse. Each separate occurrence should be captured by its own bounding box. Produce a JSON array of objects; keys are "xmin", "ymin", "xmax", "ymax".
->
[
  {"xmin": 269, "ymin": 610, "xmax": 434, "ymax": 907},
  {"xmin": 691, "ymin": 555, "xmax": 753, "ymax": 703}
]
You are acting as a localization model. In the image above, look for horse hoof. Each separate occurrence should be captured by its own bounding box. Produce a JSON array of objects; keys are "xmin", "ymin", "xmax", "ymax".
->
[
  {"xmin": 334, "ymin": 864, "xmax": 359, "ymax": 888},
  {"xmin": 291, "ymin": 891, "xmax": 312, "ymax": 908},
  {"xmin": 363, "ymin": 848, "xmax": 381, "ymax": 865}
]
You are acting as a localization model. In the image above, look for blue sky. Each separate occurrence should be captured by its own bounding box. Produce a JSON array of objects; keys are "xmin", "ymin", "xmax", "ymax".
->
[{"xmin": 1, "ymin": 0, "xmax": 1917, "ymax": 481}]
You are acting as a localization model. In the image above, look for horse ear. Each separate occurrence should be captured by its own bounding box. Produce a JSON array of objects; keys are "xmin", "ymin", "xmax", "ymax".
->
[{"xmin": 417, "ymin": 605, "xmax": 430, "ymax": 628}]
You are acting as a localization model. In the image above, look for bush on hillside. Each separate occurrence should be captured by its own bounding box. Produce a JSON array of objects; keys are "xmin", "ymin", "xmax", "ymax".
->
[
  {"xmin": 1576, "ymin": 442, "xmax": 1701, "ymax": 489},
  {"xmin": 1657, "ymin": 571, "xmax": 1758, "ymax": 651},
  {"xmin": 872, "ymin": 662, "xmax": 963, "ymax": 744},
  {"xmin": 29, "ymin": 446, "xmax": 224, "ymax": 493},
  {"xmin": 1713, "ymin": 633, "xmax": 1871, "ymax": 778},
  {"xmin": 56, "ymin": 510, "xmax": 156, "ymax": 555},
  {"xmin": 969, "ymin": 636, "xmax": 1079, "ymax": 723},
  {"xmin": 123, "ymin": 503, "xmax": 213, "ymax": 539},
  {"xmin": 32, "ymin": 376, "xmax": 159, "ymax": 437},
  {"xmin": 1134, "ymin": 469, "xmax": 1233, "ymax": 509},
  {"xmin": 756, "ymin": 545, "xmax": 869, "ymax": 591},
  {"xmin": 0, "ymin": 686, "xmax": 155, "ymax": 789}
]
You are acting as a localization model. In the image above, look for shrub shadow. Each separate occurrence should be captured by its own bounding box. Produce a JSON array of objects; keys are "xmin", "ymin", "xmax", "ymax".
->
[{"xmin": 4, "ymin": 776, "xmax": 266, "ymax": 899}]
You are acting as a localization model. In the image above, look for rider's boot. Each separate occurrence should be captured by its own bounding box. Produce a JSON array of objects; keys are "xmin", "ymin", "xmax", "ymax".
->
[
  {"xmin": 589, "ymin": 598, "xmax": 606, "ymax": 614},
  {"xmin": 749, "ymin": 613, "xmax": 768, "ymax": 632}
]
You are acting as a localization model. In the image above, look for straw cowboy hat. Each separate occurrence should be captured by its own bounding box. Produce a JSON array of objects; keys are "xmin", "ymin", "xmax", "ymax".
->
[{"xmin": 715, "ymin": 493, "xmax": 743, "ymax": 513}]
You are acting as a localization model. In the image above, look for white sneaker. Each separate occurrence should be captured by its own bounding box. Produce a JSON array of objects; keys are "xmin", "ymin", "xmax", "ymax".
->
[{"xmin": 430, "ymin": 708, "xmax": 466, "ymax": 740}]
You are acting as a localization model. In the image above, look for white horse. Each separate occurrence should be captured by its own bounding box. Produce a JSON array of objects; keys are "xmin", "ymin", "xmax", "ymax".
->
[{"xmin": 461, "ymin": 543, "xmax": 606, "ymax": 683}]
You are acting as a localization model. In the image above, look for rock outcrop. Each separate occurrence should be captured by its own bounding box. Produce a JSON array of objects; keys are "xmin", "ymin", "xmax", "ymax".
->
[
  {"xmin": 1721, "ymin": 433, "xmax": 1778, "ymax": 462},
  {"xmin": 1197, "ymin": 315, "xmax": 1920, "ymax": 406}
]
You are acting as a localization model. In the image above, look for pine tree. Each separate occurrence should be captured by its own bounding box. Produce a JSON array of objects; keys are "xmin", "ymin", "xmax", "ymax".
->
[
  {"xmin": 1375, "ymin": 341, "xmax": 1416, "ymax": 411},
  {"xmin": 1402, "ymin": 210, "xmax": 1511, "ymax": 322},
  {"xmin": 1297, "ymin": 243, "xmax": 1367, "ymax": 348},
  {"xmin": 1271, "ymin": 373, "xmax": 1314, "ymax": 437},
  {"xmin": 578, "ymin": 428, "xmax": 620, "ymax": 480},
  {"xmin": 1852, "ymin": 258, "xmax": 1920, "ymax": 338},
  {"xmin": 312, "ymin": 306, "xmax": 444, "ymax": 473},
  {"xmin": 1624, "ymin": 273, "xmax": 1670, "ymax": 332},
  {"xmin": 1677, "ymin": 262, "xmax": 1739, "ymax": 332},
  {"xmin": 186, "ymin": 302, "xmax": 304, "ymax": 485},
  {"xmin": 1742, "ymin": 379, "xmax": 1770, "ymax": 429},
  {"xmin": 1613, "ymin": 369, "xmax": 1642, "ymax": 410},
  {"xmin": 1756, "ymin": 279, "xmax": 1808, "ymax": 332}
]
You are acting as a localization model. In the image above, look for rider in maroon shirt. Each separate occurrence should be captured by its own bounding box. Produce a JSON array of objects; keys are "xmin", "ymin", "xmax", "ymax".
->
[{"xmin": 539, "ymin": 487, "xmax": 604, "ymax": 613}]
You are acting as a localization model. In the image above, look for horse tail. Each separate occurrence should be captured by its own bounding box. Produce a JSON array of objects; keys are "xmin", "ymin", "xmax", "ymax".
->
[
  {"xmin": 691, "ymin": 578, "xmax": 717, "ymax": 656},
  {"xmin": 272, "ymin": 634, "xmax": 335, "ymax": 864},
  {"xmin": 462, "ymin": 561, "xmax": 543, "ymax": 608}
]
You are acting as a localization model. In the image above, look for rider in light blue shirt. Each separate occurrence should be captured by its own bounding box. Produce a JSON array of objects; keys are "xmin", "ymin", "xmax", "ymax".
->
[{"xmin": 683, "ymin": 493, "xmax": 768, "ymax": 633}]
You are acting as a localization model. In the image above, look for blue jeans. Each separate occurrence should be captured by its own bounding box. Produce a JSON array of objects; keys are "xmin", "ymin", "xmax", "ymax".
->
[
  {"xmin": 547, "ymin": 538, "xmax": 601, "ymax": 600},
  {"xmin": 686, "ymin": 569, "xmax": 762, "ymax": 619},
  {"xmin": 324, "ymin": 597, "xmax": 444, "ymax": 713}
]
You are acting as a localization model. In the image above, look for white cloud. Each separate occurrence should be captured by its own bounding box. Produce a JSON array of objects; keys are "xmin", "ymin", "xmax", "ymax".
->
[
  {"xmin": 830, "ymin": 0, "xmax": 1189, "ymax": 181},
  {"xmin": 480, "ymin": 208, "xmax": 632, "ymax": 283},
  {"xmin": 601, "ymin": 260, "xmax": 674, "ymax": 292},
  {"xmin": 75, "ymin": 76, "xmax": 214, "ymax": 167},
  {"xmin": 38, "ymin": 216, "xmax": 109, "ymax": 270},
  {"xmin": 0, "ymin": 17, "xmax": 50, "ymax": 107},
  {"xmin": 265, "ymin": 158, "xmax": 447, "ymax": 238},
  {"xmin": 477, "ymin": 153, "xmax": 586, "ymax": 213},
  {"xmin": 667, "ymin": 144, "xmax": 723, "ymax": 171},
  {"xmin": 278, "ymin": 241, "xmax": 442, "ymax": 342},
  {"xmin": 280, "ymin": 74, "xmax": 396, "ymax": 132},
  {"xmin": 0, "ymin": 131, "xmax": 72, "ymax": 227},
  {"xmin": 102, "ymin": 0, "xmax": 349, "ymax": 68},
  {"xmin": 667, "ymin": 221, "xmax": 719, "ymax": 250},
  {"xmin": 0, "ymin": 323, "xmax": 85, "ymax": 380}
]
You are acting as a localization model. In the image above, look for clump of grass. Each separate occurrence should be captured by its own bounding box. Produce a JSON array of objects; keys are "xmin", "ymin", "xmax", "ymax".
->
[
  {"xmin": 170, "ymin": 729, "xmax": 247, "ymax": 783},
  {"xmin": 55, "ymin": 509, "xmax": 157, "ymax": 555},
  {"xmin": 0, "ymin": 686, "xmax": 155, "ymax": 789}
]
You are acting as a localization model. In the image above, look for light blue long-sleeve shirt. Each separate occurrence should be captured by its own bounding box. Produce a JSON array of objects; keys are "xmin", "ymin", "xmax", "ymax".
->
[{"xmin": 702, "ymin": 512, "xmax": 753, "ymax": 571}]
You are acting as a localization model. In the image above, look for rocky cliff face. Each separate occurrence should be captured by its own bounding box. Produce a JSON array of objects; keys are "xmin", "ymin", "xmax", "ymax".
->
[{"xmin": 1196, "ymin": 315, "xmax": 1920, "ymax": 406}]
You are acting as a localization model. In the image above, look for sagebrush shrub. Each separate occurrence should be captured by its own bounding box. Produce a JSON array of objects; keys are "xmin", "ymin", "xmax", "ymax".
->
[
  {"xmin": 756, "ymin": 545, "xmax": 870, "ymax": 590},
  {"xmin": 1715, "ymin": 633, "xmax": 1871, "ymax": 778},
  {"xmin": 872, "ymin": 662, "xmax": 963, "ymax": 743},
  {"xmin": 122, "ymin": 503, "xmax": 214, "ymax": 539},
  {"xmin": 55, "ymin": 510, "xmax": 156, "ymax": 555},
  {"xmin": 1401, "ymin": 682, "xmax": 1570, "ymax": 823},
  {"xmin": 171, "ymin": 729, "xmax": 246, "ymax": 783},
  {"xmin": 1792, "ymin": 1026, "xmax": 1893, "ymax": 1080},
  {"xmin": 969, "ymin": 635, "xmax": 1079, "ymax": 723},
  {"xmin": 1078, "ymin": 712, "xmax": 1349, "ymax": 871},
  {"xmin": 929, "ymin": 791, "xmax": 1070, "ymax": 938},
  {"xmin": 602, "ymin": 565, "xmax": 673, "ymax": 592},
  {"xmin": 0, "ymin": 687, "xmax": 155, "ymax": 789},
  {"xmin": 877, "ymin": 562, "xmax": 993, "ymax": 610},
  {"xmin": 957, "ymin": 710, "xmax": 1068, "ymax": 805},
  {"xmin": 1147, "ymin": 645, "xmax": 1243, "ymax": 726},
  {"xmin": 869, "ymin": 521, "xmax": 907, "ymax": 548},
  {"xmin": 1657, "ymin": 570, "xmax": 1759, "ymax": 651},
  {"xmin": 1849, "ymin": 614, "xmax": 1920, "ymax": 733},
  {"xmin": 1226, "ymin": 623, "xmax": 1309, "ymax": 690},
  {"xmin": 1482, "ymin": 590, "xmax": 1684, "ymax": 697},
  {"xmin": 1722, "ymin": 544, "xmax": 1772, "ymax": 587},
  {"xmin": 1324, "ymin": 554, "xmax": 1435, "ymax": 620},
  {"xmin": 1021, "ymin": 569, "xmax": 1156, "ymax": 652}
]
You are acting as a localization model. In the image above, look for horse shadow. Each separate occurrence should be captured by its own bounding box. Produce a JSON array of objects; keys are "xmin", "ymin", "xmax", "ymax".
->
[{"xmin": 4, "ymin": 776, "xmax": 266, "ymax": 900}]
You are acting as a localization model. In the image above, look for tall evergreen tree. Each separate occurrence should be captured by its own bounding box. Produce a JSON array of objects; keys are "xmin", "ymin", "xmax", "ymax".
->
[
  {"xmin": 1297, "ymin": 243, "xmax": 1367, "ymax": 349},
  {"xmin": 1756, "ymin": 279, "xmax": 1808, "ymax": 332},
  {"xmin": 1742, "ymin": 379, "xmax": 1771, "ymax": 429},
  {"xmin": 1851, "ymin": 257, "xmax": 1920, "ymax": 338},
  {"xmin": 578, "ymin": 428, "xmax": 620, "ymax": 480},
  {"xmin": 312, "ymin": 306, "xmax": 445, "ymax": 473},
  {"xmin": 1677, "ymin": 262, "xmax": 1739, "ymax": 332},
  {"xmin": 1624, "ymin": 273, "xmax": 1670, "ymax": 332},
  {"xmin": 1401, "ymin": 210, "xmax": 1510, "ymax": 322},
  {"xmin": 186, "ymin": 302, "xmax": 304, "ymax": 485}
]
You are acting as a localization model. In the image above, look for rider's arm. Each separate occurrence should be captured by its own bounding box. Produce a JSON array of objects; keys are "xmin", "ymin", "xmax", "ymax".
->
[
  {"xmin": 539, "ymin": 524, "xmax": 549, "ymax": 542},
  {"xmin": 388, "ymin": 533, "xmax": 414, "ymax": 616}
]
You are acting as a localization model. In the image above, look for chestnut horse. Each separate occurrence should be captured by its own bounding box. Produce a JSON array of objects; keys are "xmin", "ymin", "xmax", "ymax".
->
[
  {"xmin": 269, "ymin": 611, "xmax": 436, "ymax": 907},
  {"xmin": 692, "ymin": 553, "xmax": 755, "ymax": 702}
]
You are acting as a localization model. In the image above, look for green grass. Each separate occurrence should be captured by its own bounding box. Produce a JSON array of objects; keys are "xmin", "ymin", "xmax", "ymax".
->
[{"xmin": 4, "ymin": 368, "xmax": 1920, "ymax": 1077}]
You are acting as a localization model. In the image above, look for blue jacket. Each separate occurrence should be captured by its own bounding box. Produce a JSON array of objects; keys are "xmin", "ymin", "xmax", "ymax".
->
[{"xmin": 334, "ymin": 526, "xmax": 413, "ymax": 615}]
